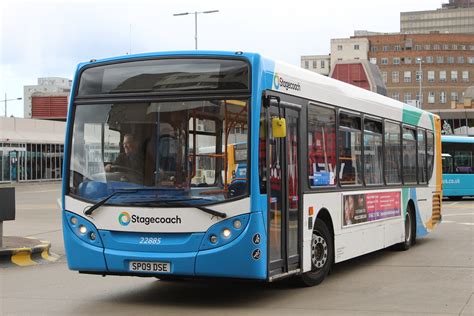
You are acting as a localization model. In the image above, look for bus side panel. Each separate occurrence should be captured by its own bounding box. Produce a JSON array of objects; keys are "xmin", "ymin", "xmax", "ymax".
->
[
  {"xmin": 443, "ymin": 174, "xmax": 474, "ymax": 197},
  {"xmin": 195, "ymin": 212, "xmax": 267, "ymax": 279}
]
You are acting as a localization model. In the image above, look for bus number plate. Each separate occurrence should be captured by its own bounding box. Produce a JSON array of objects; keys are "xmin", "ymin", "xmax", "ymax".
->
[{"xmin": 129, "ymin": 261, "xmax": 171, "ymax": 273}]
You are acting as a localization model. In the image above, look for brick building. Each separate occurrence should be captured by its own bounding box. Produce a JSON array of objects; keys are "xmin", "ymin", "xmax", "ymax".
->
[{"xmin": 358, "ymin": 33, "xmax": 474, "ymax": 110}]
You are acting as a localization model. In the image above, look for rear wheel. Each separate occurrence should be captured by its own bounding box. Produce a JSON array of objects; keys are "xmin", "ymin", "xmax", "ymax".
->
[
  {"xmin": 298, "ymin": 220, "xmax": 333, "ymax": 287},
  {"xmin": 395, "ymin": 205, "xmax": 416, "ymax": 251}
]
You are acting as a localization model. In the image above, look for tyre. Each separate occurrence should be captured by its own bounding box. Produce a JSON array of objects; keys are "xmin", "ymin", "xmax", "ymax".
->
[
  {"xmin": 395, "ymin": 205, "xmax": 416, "ymax": 251},
  {"xmin": 298, "ymin": 220, "xmax": 333, "ymax": 287}
]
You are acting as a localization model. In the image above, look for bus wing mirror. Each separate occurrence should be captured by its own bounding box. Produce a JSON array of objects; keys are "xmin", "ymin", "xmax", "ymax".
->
[{"xmin": 272, "ymin": 117, "xmax": 286, "ymax": 138}]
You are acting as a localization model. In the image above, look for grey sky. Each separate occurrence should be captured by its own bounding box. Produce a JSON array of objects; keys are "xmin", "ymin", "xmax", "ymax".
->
[{"xmin": 1, "ymin": 0, "xmax": 444, "ymax": 117}]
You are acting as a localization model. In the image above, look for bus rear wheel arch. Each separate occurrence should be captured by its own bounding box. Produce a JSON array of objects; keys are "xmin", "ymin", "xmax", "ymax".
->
[
  {"xmin": 395, "ymin": 201, "xmax": 416, "ymax": 251},
  {"xmin": 298, "ymin": 218, "xmax": 334, "ymax": 287}
]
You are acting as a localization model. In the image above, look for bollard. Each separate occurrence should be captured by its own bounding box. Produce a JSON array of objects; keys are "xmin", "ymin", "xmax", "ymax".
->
[{"xmin": 0, "ymin": 187, "xmax": 16, "ymax": 248}]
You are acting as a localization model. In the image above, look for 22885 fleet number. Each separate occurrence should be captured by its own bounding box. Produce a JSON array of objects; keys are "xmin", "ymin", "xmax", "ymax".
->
[{"xmin": 139, "ymin": 237, "xmax": 161, "ymax": 245}]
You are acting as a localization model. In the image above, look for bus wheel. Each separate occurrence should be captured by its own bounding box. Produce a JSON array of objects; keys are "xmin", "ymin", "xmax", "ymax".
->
[
  {"xmin": 395, "ymin": 206, "xmax": 416, "ymax": 251},
  {"xmin": 299, "ymin": 220, "xmax": 333, "ymax": 287}
]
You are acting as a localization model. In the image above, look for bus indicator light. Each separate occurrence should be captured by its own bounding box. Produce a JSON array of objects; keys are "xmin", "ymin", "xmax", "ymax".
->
[
  {"xmin": 210, "ymin": 235, "xmax": 218, "ymax": 243},
  {"xmin": 79, "ymin": 225, "xmax": 87, "ymax": 234},
  {"xmin": 233, "ymin": 220, "xmax": 242, "ymax": 229},
  {"xmin": 309, "ymin": 207, "xmax": 314, "ymax": 216}
]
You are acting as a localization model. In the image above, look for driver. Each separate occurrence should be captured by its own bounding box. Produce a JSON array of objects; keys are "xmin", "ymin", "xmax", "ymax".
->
[{"xmin": 105, "ymin": 134, "xmax": 144, "ymax": 174}]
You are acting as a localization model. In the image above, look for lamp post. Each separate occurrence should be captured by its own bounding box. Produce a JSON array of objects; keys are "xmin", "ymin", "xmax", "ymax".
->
[
  {"xmin": 1, "ymin": 93, "xmax": 22, "ymax": 117},
  {"xmin": 173, "ymin": 10, "xmax": 219, "ymax": 50},
  {"xmin": 416, "ymin": 58, "xmax": 423, "ymax": 109}
]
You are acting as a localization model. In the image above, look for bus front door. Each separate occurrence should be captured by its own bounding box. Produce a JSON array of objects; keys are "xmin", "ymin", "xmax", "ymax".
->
[{"xmin": 267, "ymin": 103, "xmax": 301, "ymax": 278}]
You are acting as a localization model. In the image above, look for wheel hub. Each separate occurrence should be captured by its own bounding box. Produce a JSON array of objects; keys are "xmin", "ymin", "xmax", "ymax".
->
[{"xmin": 311, "ymin": 233, "xmax": 328, "ymax": 269}]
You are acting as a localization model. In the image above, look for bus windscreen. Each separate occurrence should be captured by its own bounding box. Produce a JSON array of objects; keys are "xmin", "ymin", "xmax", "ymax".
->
[{"xmin": 77, "ymin": 58, "xmax": 249, "ymax": 96}]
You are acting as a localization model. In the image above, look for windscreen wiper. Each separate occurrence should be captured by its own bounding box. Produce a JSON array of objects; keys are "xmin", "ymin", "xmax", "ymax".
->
[
  {"xmin": 128, "ymin": 198, "xmax": 227, "ymax": 219},
  {"xmin": 83, "ymin": 188, "xmax": 155, "ymax": 216}
]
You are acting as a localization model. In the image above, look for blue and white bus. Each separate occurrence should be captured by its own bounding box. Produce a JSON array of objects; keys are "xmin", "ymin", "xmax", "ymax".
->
[
  {"xmin": 62, "ymin": 51, "xmax": 442, "ymax": 286},
  {"xmin": 441, "ymin": 135, "xmax": 474, "ymax": 199}
]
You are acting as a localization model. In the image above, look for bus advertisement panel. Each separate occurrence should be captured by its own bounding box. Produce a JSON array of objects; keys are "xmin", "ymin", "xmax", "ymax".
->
[{"xmin": 343, "ymin": 192, "xmax": 401, "ymax": 226}]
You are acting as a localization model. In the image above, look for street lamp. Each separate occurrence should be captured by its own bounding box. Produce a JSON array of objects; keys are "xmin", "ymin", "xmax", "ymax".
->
[
  {"xmin": 173, "ymin": 10, "xmax": 219, "ymax": 50},
  {"xmin": 0, "ymin": 93, "xmax": 22, "ymax": 117},
  {"xmin": 416, "ymin": 58, "xmax": 423, "ymax": 109}
]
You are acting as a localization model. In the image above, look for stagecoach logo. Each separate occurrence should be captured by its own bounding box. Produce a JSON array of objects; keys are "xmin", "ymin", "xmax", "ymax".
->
[
  {"xmin": 119, "ymin": 211, "xmax": 131, "ymax": 226},
  {"xmin": 273, "ymin": 73, "xmax": 301, "ymax": 92},
  {"xmin": 118, "ymin": 212, "xmax": 183, "ymax": 226}
]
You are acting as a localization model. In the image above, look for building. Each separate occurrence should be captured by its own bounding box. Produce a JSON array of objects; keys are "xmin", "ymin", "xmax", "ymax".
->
[
  {"xmin": 330, "ymin": 60, "xmax": 387, "ymax": 95},
  {"xmin": 0, "ymin": 117, "xmax": 65, "ymax": 183},
  {"xmin": 24, "ymin": 77, "xmax": 71, "ymax": 120},
  {"xmin": 401, "ymin": 0, "xmax": 474, "ymax": 34},
  {"xmin": 359, "ymin": 33, "xmax": 474, "ymax": 110},
  {"xmin": 300, "ymin": 55, "xmax": 331, "ymax": 76},
  {"xmin": 330, "ymin": 38, "xmax": 370, "ymax": 70}
]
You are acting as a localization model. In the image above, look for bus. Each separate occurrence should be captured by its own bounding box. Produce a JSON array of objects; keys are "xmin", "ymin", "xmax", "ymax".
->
[
  {"xmin": 441, "ymin": 135, "xmax": 474, "ymax": 199},
  {"xmin": 62, "ymin": 51, "xmax": 442, "ymax": 286}
]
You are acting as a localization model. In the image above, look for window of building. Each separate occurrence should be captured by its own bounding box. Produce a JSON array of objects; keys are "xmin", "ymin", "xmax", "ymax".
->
[
  {"xmin": 451, "ymin": 70, "xmax": 458, "ymax": 82},
  {"xmin": 428, "ymin": 70, "xmax": 435, "ymax": 82},
  {"xmin": 404, "ymin": 92, "xmax": 412, "ymax": 103},
  {"xmin": 304, "ymin": 61, "xmax": 309, "ymax": 69},
  {"xmin": 337, "ymin": 45, "xmax": 343, "ymax": 51},
  {"xmin": 416, "ymin": 92, "xmax": 423, "ymax": 104},
  {"xmin": 415, "ymin": 45, "xmax": 422, "ymax": 51},
  {"xmin": 468, "ymin": 57, "xmax": 474, "ymax": 64},
  {"xmin": 381, "ymin": 58, "xmax": 388, "ymax": 65},
  {"xmin": 470, "ymin": 45, "xmax": 474, "ymax": 51},
  {"xmin": 384, "ymin": 121, "xmax": 401, "ymax": 184},
  {"xmin": 404, "ymin": 71, "xmax": 411, "ymax": 83},
  {"xmin": 447, "ymin": 56, "xmax": 454, "ymax": 64},
  {"xmin": 462, "ymin": 71, "xmax": 469, "ymax": 82},
  {"xmin": 416, "ymin": 70, "xmax": 422, "ymax": 82},
  {"xmin": 436, "ymin": 56, "xmax": 444, "ymax": 64},
  {"xmin": 424, "ymin": 44, "xmax": 431, "ymax": 50},
  {"xmin": 312, "ymin": 60, "xmax": 317, "ymax": 69},
  {"xmin": 418, "ymin": 129, "xmax": 427, "ymax": 183},
  {"xmin": 426, "ymin": 56, "xmax": 433, "ymax": 63},
  {"xmin": 460, "ymin": 45, "xmax": 466, "ymax": 50},
  {"xmin": 394, "ymin": 45, "xmax": 401, "ymax": 51},
  {"xmin": 308, "ymin": 104, "xmax": 336, "ymax": 187},
  {"xmin": 452, "ymin": 44, "xmax": 458, "ymax": 50},
  {"xmin": 443, "ymin": 44, "xmax": 449, "ymax": 50},
  {"xmin": 393, "ymin": 57, "xmax": 400, "ymax": 65},
  {"xmin": 392, "ymin": 92, "xmax": 400, "ymax": 101},
  {"xmin": 440, "ymin": 91, "xmax": 447, "ymax": 103},
  {"xmin": 434, "ymin": 44, "xmax": 440, "ymax": 50},
  {"xmin": 440, "ymin": 70, "xmax": 447, "ymax": 82},
  {"xmin": 354, "ymin": 44, "xmax": 360, "ymax": 50},
  {"xmin": 370, "ymin": 57, "xmax": 377, "ymax": 64},
  {"xmin": 451, "ymin": 91, "xmax": 458, "ymax": 102},
  {"xmin": 371, "ymin": 46, "xmax": 378, "ymax": 52},
  {"xmin": 382, "ymin": 71, "xmax": 388, "ymax": 84},
  {"xmin": 392, "ymin": 71, "xmax": 399, "ymax": 83},
  {"xmin": 364, "ymin": 118, "xmax": 383, "ymax": 185},
  {"xmin": 383, "ymin": 45, "xmax": 389, "ymax": 51},
  {"xmin": 321, "ymin": 60, "xmax": 325, "ymax": 68},
  {"xmin": 458, "ymin": 56, "xmax": 465, "ymax": 64},
  {"xmin": 404, "ymin": 57, "xmax": 412, "ymax": 64},
  {"xmin": 338, "ymin": 112, "xmax": 362, "ymax": 186},
  {"xmin": 403, "ymin": 127, "xmax": 417, "ymax": 183},
  {"xmin": 428, "ymin": 91, "xmax": 435, "ymax": 104}
]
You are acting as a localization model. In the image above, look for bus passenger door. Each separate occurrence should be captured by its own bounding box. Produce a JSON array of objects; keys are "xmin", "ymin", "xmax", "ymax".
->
[{"xmin": 267, "ymin": 101, "xmax": 301, "ymax": 278}]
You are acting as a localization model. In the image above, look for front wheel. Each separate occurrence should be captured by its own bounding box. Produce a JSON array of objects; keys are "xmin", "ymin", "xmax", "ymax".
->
[{"xmin": 298, "ymin": 220, "xmax": 333, "ymax": 287}]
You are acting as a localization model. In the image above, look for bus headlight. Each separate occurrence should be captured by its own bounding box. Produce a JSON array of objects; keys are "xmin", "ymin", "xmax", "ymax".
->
[
  {"xmin": 64, "ymin": 211, "xmax": 103, "ymax": 247},
  {"xmin": 79, "ymin": 225, "xmax": 87, "ymax": 234},
  {"xmin": 222, "ymin": 228, "xmax": 232, "ymax": 239}
]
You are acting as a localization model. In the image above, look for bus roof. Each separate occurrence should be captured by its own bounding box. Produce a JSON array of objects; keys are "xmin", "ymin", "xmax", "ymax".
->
[{"xmin": 441, "ymin": 135, "xmax": 474, "ymax": 143}]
